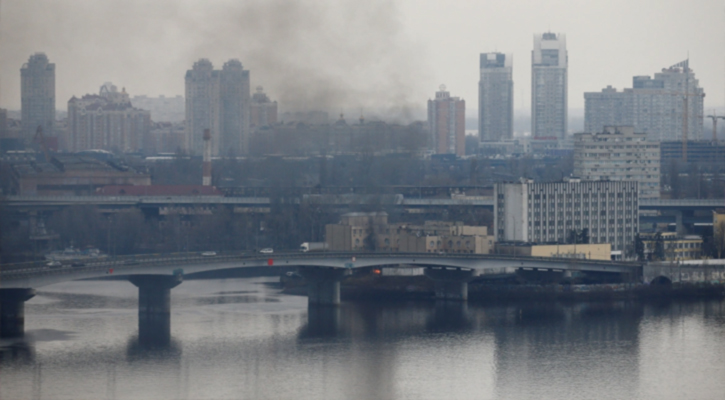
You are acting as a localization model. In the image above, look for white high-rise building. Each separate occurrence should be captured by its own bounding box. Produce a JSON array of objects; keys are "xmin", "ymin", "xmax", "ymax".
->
[
  {"xmin": 574, "ymin": 126, "xmax": 660, "ymax": 200},
  {"xmin": 584, "ymin": 60, "xmax": 704, "ymax": 141},
  {"xmin": 478, "ymin": 53, "xmax": 513, "ymax": 142},
  {"xmin": 531, "ymin": 33, "xmax": 567, "ymax": 140},
  {"xmin": 495, "ymin": 179, "xmax": 638, "ymax": 254}
]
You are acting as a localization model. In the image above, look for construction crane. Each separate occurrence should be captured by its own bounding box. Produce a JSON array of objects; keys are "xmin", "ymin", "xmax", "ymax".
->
[
  {"xmin": 705, "ymin": 113, "xmax": 725, "ymax": 143},
  {"xmin": 667, "ymin": 59, "xmax": 705, "ymax": 163},
  {"xmin": 32, "ymin": 125, "xmax": 51, "ymax": 163}
]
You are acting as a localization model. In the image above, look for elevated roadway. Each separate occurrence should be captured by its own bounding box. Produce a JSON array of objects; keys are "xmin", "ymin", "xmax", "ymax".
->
[{"xmin": 3, "ymin": 195, "xmax": 722, "ymax": 212}]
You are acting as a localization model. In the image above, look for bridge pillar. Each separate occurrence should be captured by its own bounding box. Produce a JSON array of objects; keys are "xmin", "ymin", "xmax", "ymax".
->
[
  {"xmin": 0, "ymin": 288, "xmax": 36, "ymax": 338},
  {"xmin": 128, "ymin": 275, "xmax": 183, "ymax": 347},
  {"xmin": 424, "ymin": 268, "xmax": 476, "ymax": 301},
  {"xmin": 663, "ymin": 210, "xmax": 690, "ymax": 236},
  {"xmin": 674, "ymin": 210, "xmax": 685, "ymax": 236},
  {"xmin": 298, "ymin": 267, "xmax": 349, "ymax": 306}
]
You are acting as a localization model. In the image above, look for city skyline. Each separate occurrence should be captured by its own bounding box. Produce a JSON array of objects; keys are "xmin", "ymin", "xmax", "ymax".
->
[{"xmin": 1, "ymin": 0, "xmax": 723, "ymax": 119}]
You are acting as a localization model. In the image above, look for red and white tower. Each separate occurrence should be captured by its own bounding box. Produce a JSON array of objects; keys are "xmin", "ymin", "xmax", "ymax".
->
[{"xmin": 202, "ymin": 129, "xmax": 212, "ymax": 186}]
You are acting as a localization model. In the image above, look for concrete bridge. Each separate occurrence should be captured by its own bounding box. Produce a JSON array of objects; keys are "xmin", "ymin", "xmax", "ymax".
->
[{"xmin": 0, "ymin": 251, "xmax": 641, "ymax": 341}]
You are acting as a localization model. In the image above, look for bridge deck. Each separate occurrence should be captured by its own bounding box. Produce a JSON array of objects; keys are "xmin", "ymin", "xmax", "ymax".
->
[{"xmin": 1, "ymin": 252, "xmax": 642, "ymax": 289}]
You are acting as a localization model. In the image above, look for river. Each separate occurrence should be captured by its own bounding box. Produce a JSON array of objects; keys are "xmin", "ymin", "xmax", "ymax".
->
[{"xmin": 1, "ymin": 277, "xmax": 724, "ymax": 400}]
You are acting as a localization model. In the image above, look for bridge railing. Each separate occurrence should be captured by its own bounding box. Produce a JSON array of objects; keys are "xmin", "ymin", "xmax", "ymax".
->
[{"xmin": 1, "ymin": 250, "xmax": 642, "ymax": 280}]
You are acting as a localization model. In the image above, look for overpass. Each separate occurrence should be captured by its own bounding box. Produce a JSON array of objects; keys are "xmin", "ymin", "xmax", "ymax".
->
[
  {"xmin": 0, "ymin": 251, "xmax": 642, "ymax": 340},
  {"xmin": 3, "ymin": 194, "xmax": 722, "ymax": 212},
  {"xmin": 5, "ymin": 195, "xmax": 721, "ymax": 237}
]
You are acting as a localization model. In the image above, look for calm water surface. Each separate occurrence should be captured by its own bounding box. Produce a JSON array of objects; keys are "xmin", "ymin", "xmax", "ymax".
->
[{"xmin": 1, "ymin": 277, "xmax": 724, "ymax": 400}]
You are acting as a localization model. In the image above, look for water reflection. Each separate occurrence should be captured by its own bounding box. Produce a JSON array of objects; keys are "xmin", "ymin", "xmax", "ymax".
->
[
  {"xmin": 426, "ymin": 301, "xmax": 471, "ymax": 332},
  {"xmin": 0, "ymin": 338, "xmax": 34, "ymax": 364},
  {"xmin": 1, "ymin": 278, "xmax": 724, "ymax": 400},
  {"xmin": 301, "ymin": 306, "xmax": 341, "ymax": 338},
  {"xmin": 126, "ymin": 334, "xmax": 182, "ymax": 360},
  {"xmin": 490, "ymin": 301, "xmax": 645, "ymax": 399}
]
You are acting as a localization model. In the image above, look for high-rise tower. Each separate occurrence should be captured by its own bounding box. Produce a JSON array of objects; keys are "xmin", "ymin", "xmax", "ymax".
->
[
  {"xmin": 427, "ymin": 85, "xmax": 465, "ymax": 156},
  {"xmin": 185, "ymin": 59, "xmax": 219, "ymax": 156},
  {"xmin": 219, "ymin": 59, "xmax": 250, "ymax": 155},
  {"xmin": 478, "ymin": 53, "xmax": 513, "ymax": 142},
  {"xmin": 21, "ymin": 53, "xmax": 55, "ymax": 139},
  {"xmin": 531, "ymin": 33, "xmax": 567, "ymax": 139},
  {"xmin": 184, "ymin": 59, "xmax": 250, "ymax": 156}
]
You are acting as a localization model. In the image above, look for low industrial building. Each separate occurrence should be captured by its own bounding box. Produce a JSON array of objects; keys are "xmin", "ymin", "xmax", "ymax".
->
[
  {"xmin": 495, "ymin": 242, "xmax": 612, "ymax": 261},
  {"xmin": 640, "ymin": 232, "xmax": 704, "ymax": 261},
  {"xmin": 494, "ymin": 178, "xmax": 638, "ymax": 256},
  {"xmin": 325, "ymin": 212, "xmax": 494, "ymax": 254},
  {"xmin": 397, "ymin": 221, "xmax": 493, "ymax": 254},
  {"xmin": 8, "ymin": 154, "xmax": 150, "ymax": 195},
  {"xmin": 573, "ymin": 126, "xmax": 661, "ymax": 200}
]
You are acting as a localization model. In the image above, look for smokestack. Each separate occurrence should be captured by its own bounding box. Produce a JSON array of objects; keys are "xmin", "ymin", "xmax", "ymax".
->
[{"xmin": 202, "ymin": 129, "xmax": 211, "ymax": 186}]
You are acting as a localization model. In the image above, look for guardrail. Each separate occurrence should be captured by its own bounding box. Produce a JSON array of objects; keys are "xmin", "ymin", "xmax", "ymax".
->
[
  {"xmin": 3, "ymin": 195, "xmax": 723, "ymax": 211},
  {"xmin": 3, "ymin": 195, "xmax": 270, "ymax": 205},
  {"xmin": 640, "ymin": 199, "xmax": 724, "ymax": 207},
  {"xmin": 1, "ymin": 250, "xmax": 642, "ymax": 279}
]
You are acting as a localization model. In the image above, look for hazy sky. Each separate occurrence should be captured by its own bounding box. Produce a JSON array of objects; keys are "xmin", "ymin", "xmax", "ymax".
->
[{"xmin": 1, "ymin": 0, "xmax": 724, "ymax": 120}]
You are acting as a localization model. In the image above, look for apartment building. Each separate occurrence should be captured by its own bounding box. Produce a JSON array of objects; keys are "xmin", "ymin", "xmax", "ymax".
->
[
  {"xmin": 67, "ymin": 83, "xmax": 151, "ymax": 152},
  {"xmin": 185, "ymin": 59, "xmax": 250, "ymax": 156},
  {"xmin": 250, "ymin": 86, "xmax": 278, "ymax": 129},
  {"xmin": 584, "ymin": 60, "xmax": 704, "ymax": 141},
  {"xmin": 573, "ymin": 126, "xmax": 660, "ymax": 200},
  {"xmin": 21, "ymin": 53, "xmax": 55, "ymax": 138},
  {"xmin": 428, "ymin": 85, "xmax": 465, "ymax": 156}
]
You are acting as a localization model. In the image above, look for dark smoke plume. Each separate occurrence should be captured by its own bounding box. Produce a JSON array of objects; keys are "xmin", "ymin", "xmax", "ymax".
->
[{"xmin": 0, "ymin": 0, "xmax": 429, "ymax": 122}]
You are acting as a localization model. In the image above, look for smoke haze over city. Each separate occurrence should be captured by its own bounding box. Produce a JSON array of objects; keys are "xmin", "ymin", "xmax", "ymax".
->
[{"xmin": 1, "ymin": 0, "xmax": 724, "ymax": 120}]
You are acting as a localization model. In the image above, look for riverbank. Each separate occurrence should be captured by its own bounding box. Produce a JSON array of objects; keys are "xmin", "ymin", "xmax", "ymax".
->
[{"xmin": 281, "ymin": 274, "xmax": 725, "ymax": 302}]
